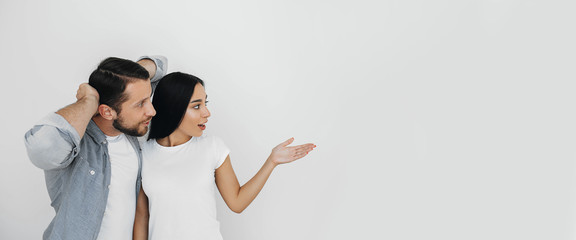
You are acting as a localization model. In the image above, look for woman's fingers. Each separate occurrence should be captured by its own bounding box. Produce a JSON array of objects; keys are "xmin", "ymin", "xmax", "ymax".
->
[
  {"xmin": 279, "ymin": 137, "xmax": 295, "ymax": 147},
  {"xmin": 279, "ymin": 138, "xmax": 316, "ymax": 149},
  {"xmin": 291, "ymin": 144, "xmax": 316, "ymax": 159},
  {"xmin": 271, "ymin": 139, "xmax": 316, "ymax": 164},
  {"xmin": 293, "ymin": 144, "xmax": 316, "ymax": 153},
  {"xmin": 293, "ymin": 151, "xmax": 308, "ymax": 160}
]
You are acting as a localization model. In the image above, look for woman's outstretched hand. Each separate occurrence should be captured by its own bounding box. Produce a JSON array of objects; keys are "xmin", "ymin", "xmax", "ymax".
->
[{"xmin": 270, "ymin": 138, "xmax": 316, "ymax": 165}]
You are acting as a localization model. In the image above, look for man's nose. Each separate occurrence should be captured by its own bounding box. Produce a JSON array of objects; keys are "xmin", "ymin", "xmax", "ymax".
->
[{"xmin": 146, "ymin": 103, "xmax": 156, "ymax": 117}]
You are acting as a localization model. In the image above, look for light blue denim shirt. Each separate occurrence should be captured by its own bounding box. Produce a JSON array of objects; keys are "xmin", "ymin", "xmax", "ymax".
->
[
  {"xmin": 24, "ymin": 55, "xmax": 167, "ymax": 240},
  {"xmin": 26, "ymin": 115, "xmax": 142, "ymax": 240}
]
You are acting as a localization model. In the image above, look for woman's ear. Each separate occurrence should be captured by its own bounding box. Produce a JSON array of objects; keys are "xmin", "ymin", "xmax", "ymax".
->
[{"xmin": 98, "ymin": 104, "xmax": 117, "ymax": 120}]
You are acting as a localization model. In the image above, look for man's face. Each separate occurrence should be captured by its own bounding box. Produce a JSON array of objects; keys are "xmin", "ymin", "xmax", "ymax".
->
[{"xmin": 113, "ymin": 80, "xmax": 156, "ymax": 136}]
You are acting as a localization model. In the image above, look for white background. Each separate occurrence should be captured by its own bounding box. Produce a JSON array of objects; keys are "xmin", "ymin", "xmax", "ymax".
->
[{"xmin": 1, "ymin": 0, "xmax": 575, "ymax": 239}]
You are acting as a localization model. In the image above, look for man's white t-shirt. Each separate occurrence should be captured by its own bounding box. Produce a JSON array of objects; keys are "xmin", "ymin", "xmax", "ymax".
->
[
  {"xmin": 96, "ymin": 133, "xmax": 139, "ymax": 240},
  {"xmin": 141, "ymin": 135, "xmax": 230, "ymax": 240}
]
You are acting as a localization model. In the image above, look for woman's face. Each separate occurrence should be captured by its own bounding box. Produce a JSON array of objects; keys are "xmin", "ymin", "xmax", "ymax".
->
[{"xmin": 175, "ymin": 83, "xmax": 210, "ymax": 137}]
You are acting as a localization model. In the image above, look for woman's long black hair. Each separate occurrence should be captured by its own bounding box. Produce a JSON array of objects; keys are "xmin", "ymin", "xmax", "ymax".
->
[{"xmin": 147, "ymin": 72, "xmax": 205, "ymax": 140}]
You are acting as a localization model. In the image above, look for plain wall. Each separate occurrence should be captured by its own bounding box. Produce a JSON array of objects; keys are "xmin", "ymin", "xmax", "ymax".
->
[{"xmin": 1, "ymin": 0, "xmax": 575, "ymax": 239}]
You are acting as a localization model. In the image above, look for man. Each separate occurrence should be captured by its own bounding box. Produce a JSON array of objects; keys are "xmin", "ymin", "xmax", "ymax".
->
[{"xmin": 24, "ymin": 55, "xmax": 167, "ymax": 240}]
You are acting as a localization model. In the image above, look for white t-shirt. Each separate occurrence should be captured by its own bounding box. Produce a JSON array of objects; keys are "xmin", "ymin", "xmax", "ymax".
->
[
  {"xmin": 97, "ymin": 134, "xmax": 139, "ymax": 240},
  {"xmin": 141, "ymin": 135, "xmax": 230, "ymax": 240}
]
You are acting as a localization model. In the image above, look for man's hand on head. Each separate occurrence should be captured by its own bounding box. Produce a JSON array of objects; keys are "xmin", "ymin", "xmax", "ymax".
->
[
  {"xmin": 54, "ymin": 83, "xmax": 101, "ymax": 138},
  {"xmin": 76, "ymin": 83, "xmax": 100, "ymax": 103}
]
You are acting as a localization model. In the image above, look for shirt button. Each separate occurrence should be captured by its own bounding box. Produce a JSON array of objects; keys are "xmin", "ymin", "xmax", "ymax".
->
[{"xmin": 90, "ymin": 170, "xmax": 95, "ymax": 175}]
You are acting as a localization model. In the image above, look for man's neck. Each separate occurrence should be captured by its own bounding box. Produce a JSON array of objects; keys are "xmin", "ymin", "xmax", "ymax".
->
[{"xmin": 92, "ymin": 115, "xmax": 122, "ymax": 137}]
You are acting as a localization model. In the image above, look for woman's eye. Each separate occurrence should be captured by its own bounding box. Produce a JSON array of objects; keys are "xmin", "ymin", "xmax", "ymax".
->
[{"xmin": 193, "ymin": 105, "xmax": 200, "ymax": 109}]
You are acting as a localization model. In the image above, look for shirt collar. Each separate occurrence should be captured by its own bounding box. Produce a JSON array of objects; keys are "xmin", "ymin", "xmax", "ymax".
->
[{"xmin": 86, "ymin": 119, "xmax": 107, "ymax": 144}]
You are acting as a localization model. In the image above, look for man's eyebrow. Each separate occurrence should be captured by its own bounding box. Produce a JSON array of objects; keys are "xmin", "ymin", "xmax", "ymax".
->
[{"xmin": 135, "ymin": 97, "xmax": 149, "ymax": 105}]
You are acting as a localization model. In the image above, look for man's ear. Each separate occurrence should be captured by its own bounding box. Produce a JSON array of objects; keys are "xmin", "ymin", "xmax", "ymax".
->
[{"xmin": 98, "ymin": 104, "xmax": 117, "ymax": 120}]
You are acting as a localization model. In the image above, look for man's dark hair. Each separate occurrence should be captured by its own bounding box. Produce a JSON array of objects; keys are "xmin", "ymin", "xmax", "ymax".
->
[
  {"xmin": 148, "ymin": 72, "xmax": 205, "ymax": 140},
  {"xmin": 88, "ymin": 57, "xmax": 150, "ymax": 112}
]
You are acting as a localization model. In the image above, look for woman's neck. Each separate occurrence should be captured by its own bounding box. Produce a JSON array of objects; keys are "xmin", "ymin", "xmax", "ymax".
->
[{"xmin": 156, "ymin": 132, "xmax": 192, "ymax": 147}]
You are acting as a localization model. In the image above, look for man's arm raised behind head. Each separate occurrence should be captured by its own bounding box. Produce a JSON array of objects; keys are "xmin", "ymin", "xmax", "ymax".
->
[
  {"xmin": 56, "ymin": 83, "xmax": 99, "ymax": 138},
  {"xmin": 137, "ymin": 58, "xmax": 156, "ymax": 81},
  {"xmin": 137, "ymin": 55, "xmax": 168, "ymax": 93},
  {"xmin": 24, "ymin": 83, "xmax": 99, "ymax": 170}
]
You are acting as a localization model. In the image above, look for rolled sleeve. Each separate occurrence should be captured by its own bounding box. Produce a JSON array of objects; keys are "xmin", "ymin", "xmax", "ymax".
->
[{"xmin": 24, "ymin": 113, "xmax": 82, "ymax": 170}]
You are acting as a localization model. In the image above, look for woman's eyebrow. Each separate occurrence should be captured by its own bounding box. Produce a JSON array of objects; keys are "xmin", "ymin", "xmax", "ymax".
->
[{"xmin": 190, "ymin": 95, "xmax": 208, "ymax": 103}]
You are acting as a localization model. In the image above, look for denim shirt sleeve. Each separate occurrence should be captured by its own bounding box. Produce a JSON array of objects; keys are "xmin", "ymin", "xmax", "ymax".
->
[
  {"xmin": 137, "ymin": 55, "xmax": 168, "ymax": 93},
  {"xmin": 24, "ymin": 112, "xmax": 82, "ymax": 170}
]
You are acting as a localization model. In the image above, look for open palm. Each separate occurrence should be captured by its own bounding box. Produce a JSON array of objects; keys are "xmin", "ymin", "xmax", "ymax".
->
[{"xmin": 270, "ymin": 138, "xmax": 316, "ymax": 165}]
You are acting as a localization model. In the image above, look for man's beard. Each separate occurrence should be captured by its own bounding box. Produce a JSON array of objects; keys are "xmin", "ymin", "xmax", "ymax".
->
[{"xmin": 113, "ymin": 115, "xmax": 148, "ymax": 137}]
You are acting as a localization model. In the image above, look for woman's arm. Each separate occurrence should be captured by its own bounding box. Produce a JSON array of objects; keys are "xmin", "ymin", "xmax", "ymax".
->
[
  {"xmin": 215, "ymin": 138, "xmax": 315, "ymax": 213},
  {"xmin": 133, "ymin": 186, "xmax": 149, "ymax": 240}
]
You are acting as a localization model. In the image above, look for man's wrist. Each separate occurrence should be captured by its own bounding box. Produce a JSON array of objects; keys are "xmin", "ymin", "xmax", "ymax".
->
[{"xmin": 79, "ymin": 95, "xmax": 99, "ymax": 108}]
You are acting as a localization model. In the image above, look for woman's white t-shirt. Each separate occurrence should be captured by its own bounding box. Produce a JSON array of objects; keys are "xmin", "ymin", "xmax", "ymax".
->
[{"xmin": 141, "ymin": 135, "xmax": 229, "ymax": 240}]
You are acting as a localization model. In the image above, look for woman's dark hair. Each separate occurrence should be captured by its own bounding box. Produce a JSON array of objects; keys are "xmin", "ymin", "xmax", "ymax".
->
[
  {"xmin": 88, "ymin": 57, "xmax": 150, "ymax": 112},
  {"xmin": 148, "ymin": 72, "xmax": 205, "ymax": 140}
]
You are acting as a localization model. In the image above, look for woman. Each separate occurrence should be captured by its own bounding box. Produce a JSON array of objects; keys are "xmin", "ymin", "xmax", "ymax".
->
[{"xmin": 133, "ymin": 72, "xmax": 316, "ymax": 240}]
